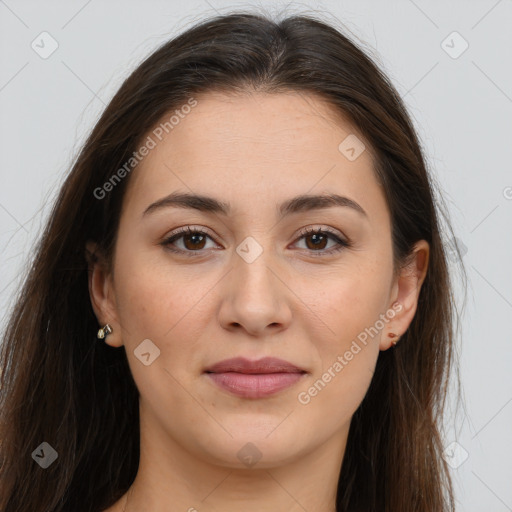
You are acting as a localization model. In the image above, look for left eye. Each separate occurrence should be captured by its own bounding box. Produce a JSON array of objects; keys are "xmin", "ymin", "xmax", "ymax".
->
[
  {"xmin": 294, "ymin": 227, "xmax": 349, "ymax": 254},
  {"xmin": 161, "ymin": 226, "xmax": 350, "ymax": 256}
]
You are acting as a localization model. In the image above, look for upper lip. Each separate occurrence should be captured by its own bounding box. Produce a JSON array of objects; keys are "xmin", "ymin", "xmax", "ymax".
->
[{"xmin": 205, "ymin": 357, "xmax": 306, "ymax": 374}]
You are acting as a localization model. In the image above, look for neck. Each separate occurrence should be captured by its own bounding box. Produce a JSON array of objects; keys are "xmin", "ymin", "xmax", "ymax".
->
[{"xmin": 120, "ymin": 418, "xmax": 347, "ymax": 512}]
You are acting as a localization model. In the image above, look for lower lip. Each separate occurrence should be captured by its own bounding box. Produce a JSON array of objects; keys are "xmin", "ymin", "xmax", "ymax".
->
[{"xmin": 206, "ymin": 372, "xmax": 305, "ymax": 398}]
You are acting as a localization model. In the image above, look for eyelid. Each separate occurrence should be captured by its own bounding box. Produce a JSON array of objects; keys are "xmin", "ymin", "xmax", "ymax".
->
[
  {"xmin": 162, "ymin": 225, "xmax": 219, "ymax": 246},
  {"xmin": 292, "ymin": 225, "xmax": 351, "ymax": 256},
  {"xmin": 163, "ymin": 224, "xmax": 347, "ymax": 242},
  {"xmin": 294, "ymin": 224, "xmax": 347, "ymax": 241},
  {"xmin": 161, "ymin": 224, "xmax": 351, "ymax": 256}
]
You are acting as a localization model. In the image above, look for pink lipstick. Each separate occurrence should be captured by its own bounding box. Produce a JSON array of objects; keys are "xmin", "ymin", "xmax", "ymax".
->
[{"xmin": 204, "ymin": 357, "xmax": 307, "ymax": 399}]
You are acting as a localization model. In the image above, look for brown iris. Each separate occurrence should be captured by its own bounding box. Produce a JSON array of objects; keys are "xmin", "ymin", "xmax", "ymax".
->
[
  {"xmin": 304, "ymin": 231, "xmax": 328, "ymax": 251},
  {"xmin": 182, "ymin": 232, "xmax": 207, "ymax": 250}
]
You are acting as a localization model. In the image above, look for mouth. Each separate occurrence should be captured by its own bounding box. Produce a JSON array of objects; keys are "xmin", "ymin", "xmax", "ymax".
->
[{"xmin": 204, "ymin": 357, "xmax": 308, "ymax": 399}]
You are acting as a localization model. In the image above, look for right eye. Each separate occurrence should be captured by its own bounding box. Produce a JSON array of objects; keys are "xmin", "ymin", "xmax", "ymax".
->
[{"xmin": 161, "ymin": 226, "xmax": 218, "ymax": 255}]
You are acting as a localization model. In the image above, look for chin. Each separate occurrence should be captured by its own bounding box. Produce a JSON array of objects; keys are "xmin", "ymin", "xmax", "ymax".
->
[{"xmin": 190, "ymin": 424, "xmax": 310, "ymax": 468}]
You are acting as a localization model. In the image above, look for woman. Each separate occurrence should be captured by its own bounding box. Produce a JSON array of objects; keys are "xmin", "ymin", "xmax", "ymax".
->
[{"xmin": 0, "ymin": 11, "xmax": 464, "ymax": 512}]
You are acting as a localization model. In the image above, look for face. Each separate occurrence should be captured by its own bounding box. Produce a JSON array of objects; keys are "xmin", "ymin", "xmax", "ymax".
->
[{"xmin": 89, "ymin": 90, "xmax": 428, "ymax": 470}]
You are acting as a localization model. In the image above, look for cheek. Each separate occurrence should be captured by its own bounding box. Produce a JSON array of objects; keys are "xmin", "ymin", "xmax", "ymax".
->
[
  {"xmin": 113, "ymin": 247, "xmax": 216, "ymax": 365},
  {"xmin": 114, "ymin": 241, "xmax": 184, "ymax": 328},
  {"xmin": 298, "ymin": 344, "xmax": 379, "ymax": 431},
  {"xmin": 304, "ymin": 267, "xmax": 389, "ymax": 415},
  {"xmin": 300, "ymin": 265, "xmax": 389, "ymax": 346},
  {"xmin": 295, "ymin": 274, "xmax": 384, "ymax": 415}
]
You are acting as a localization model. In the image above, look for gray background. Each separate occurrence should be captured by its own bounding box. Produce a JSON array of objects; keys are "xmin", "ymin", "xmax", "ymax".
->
[{"xmin": 1, "ymin": 0, "xmax": 511, "ymax": 510}]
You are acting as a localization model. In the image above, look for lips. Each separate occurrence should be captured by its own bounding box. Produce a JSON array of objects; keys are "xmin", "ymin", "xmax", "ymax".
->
[
  {"xmin": 204, "ymin": 357, "xmax": 307, "ymax": 399},
  {"xmin": 205, "ymin": 356, "xmax": 306, "ymax": 374}
]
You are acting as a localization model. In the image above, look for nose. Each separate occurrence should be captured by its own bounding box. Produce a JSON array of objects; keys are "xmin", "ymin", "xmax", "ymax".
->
[{"xmin": 217, "ymin": 249, "xmax": 293, "ymax": 337}]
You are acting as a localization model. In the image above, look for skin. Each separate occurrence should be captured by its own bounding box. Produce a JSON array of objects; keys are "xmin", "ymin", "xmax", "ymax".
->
[{"xmin": 87, "ymin": 90, "xmax": 429, "ymax": 512}]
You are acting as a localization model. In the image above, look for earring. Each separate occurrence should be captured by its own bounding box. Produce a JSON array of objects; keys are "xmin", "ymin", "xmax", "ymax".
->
[
  {"xmin": 97, "ymin": 324, "xmax": 113, "ymax": 339},
  {"xmin": 388, "ymin": 332, "xmax": 400, "ymax": 346}
]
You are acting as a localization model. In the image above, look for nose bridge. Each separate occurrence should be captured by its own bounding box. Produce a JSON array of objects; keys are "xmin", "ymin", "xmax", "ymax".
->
[
  {"xmin": 233, "ymin": 233, "xmax": 280, "ymax": 303},
  {"xmin": 218, "ymin": 233, "xmax": 292, "ymax": 334}
]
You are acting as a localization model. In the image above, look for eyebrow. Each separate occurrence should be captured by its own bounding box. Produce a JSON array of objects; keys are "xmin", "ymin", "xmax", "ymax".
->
[{"xmin": 142, "ymin": 191, "xmax": 367, "ymax": 219}]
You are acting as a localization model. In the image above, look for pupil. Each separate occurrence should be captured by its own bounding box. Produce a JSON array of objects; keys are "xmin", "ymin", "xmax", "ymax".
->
[
  {"xmin": 308, "ymin": 233, "xmax": 326, "ymax": 249},
  {"xmin": 186, "ymin": 233, "xmax": 204, "ymax": 249}
]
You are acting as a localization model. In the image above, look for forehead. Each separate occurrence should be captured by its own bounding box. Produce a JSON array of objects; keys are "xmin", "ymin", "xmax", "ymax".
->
[
  {"xmin": 147, "ymin": 90, "xmax": 365, "ymax": 158},
  {"xmin": 122, "ymin": 90, "xmax": 385, "ymax": 220}
]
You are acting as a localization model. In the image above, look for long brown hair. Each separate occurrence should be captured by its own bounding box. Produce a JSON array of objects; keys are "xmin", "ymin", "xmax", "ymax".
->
[{"xmin": 0, "ymin": 10, "xmax": 465, "ymax": 512}]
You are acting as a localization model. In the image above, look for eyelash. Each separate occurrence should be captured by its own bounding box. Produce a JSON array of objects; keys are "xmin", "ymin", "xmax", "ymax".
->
[{"xmin": 160, "ymin": 225, "xmax": 351, "ymax": 257}]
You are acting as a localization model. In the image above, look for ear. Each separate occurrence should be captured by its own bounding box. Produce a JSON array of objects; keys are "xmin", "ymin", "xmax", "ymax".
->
[
  {"xmin": 380, "ymin": 240, "xmax": 430, "ymax": 350},
  {"xmin": 85, "ymin": 240, "xmax": 123, "ymax": 347}
]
